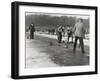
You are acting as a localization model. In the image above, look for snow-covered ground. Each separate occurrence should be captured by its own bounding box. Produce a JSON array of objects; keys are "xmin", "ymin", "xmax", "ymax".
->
[{"xmin": 26, "ymin": 39, "xmax": 58, "ymax": 68}]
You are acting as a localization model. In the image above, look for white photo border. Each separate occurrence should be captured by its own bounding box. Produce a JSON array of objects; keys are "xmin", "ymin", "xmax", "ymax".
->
[{"xmin": 18, "ymin": 5, "xmax": 96, "ymax": 76}]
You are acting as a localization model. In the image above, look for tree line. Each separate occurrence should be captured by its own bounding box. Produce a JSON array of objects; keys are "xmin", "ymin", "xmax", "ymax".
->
[{"xmin": 25, "ymin": 14, "xmax": 89, "ymax": 33}]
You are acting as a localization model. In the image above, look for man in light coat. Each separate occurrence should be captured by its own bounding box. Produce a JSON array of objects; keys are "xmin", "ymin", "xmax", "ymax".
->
[{"xmin": 73, "ymin": 18, "xmax": 85, "ymax": 54}]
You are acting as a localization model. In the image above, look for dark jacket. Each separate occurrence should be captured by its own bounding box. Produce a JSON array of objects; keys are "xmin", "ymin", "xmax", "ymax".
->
[{"xmin": 29, "ymin": 25, "xmax": 35, "ymax": 32}]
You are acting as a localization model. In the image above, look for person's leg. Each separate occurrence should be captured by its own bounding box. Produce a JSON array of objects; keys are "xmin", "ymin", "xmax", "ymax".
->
[
  {"xmin": 31, "ymin": 32, "xmax": 33, "ymax": 39},
  {"xmin": 58, "ymin": 35, "xmax": 60, "ymax": 43},
  {"xmin": 67, "ymin": 35, "xmax": 70, "ymax": 43},
  {"xmin": 67, "ymin": 36, "xmax": 70, "ymax": 47},
  {"xmin": 79, "ymin": 37, "xmax": 85, "ymax": 54},
  {"xmin": 30, "ymin": 32, "xmax": 32, "ymax": 39},
  {"xmin": 60, "ymin": 35, "xmax": 62, "ymax": 43},
  {"xmin": 72, "ymin": 35, "xmax": 73, "ymax": 43},
  {"xmin": 33, "ymin": 32, "xmax": 34, "ymax": 39},
  {"xmin": 73, "ymin": 36, "xmax": 78, "ymax": 53},
  {"xmin": 59, "ymin": 35, "xmax": 61, "ymax": 43},
  {"xmin": 30, "ymin": 31, "xmax": 33, "ymax": 39},
  {"xmin": 63, "ymin": 32, "xmax": 65, "ymax": 37}
]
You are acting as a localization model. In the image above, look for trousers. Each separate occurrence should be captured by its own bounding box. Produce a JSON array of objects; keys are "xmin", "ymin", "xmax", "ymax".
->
[
  {"xmin": 73, "ymin": 36, "xmax": 85, "ymax": 53},
  {"xmin": 58, "ymin": 32, "xmax": 62, "ymax": 43},
  {"xmin": 30, "ymin": 31, "xmax": 34, "ymax": 39}
]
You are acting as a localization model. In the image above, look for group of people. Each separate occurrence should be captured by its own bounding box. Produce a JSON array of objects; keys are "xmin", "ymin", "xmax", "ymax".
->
[
  {"xmin": 28, "ymin": 18, "xmax": 85, "ymax": 54},
  {"xmin": 57, "ymin": 18, "xmax": 85, "ymax": 54},
  {"xmin": 57, "ymin": 25, "xmax": 73, "ymax": 44}
]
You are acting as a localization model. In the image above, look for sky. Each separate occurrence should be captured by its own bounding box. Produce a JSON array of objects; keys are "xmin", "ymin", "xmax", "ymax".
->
[{"xmin": 25, "ymin": 12, "xmax": 89, "ymax": 19}]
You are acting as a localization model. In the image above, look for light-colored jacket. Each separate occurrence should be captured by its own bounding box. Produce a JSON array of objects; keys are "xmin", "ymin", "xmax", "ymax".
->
[
  {"xmin": 73, "ymin": 22, "xmax": 85, "ymax": 38},
  {"xmin": 58, "ymin": 26, "xmax": 63, "ymax": 32}
]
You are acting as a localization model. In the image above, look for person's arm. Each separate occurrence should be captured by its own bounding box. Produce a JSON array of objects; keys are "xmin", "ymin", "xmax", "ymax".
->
[
  {"xmin": 81, "ymin": 23, "xmax": 85, "ymax": 34},
  {"xmin": 72, "ymin": 24, "xmax": 76, "ymax": 33},
  {"xmin": 57, "ymin": 27, "xmax": 60, "ymax": 35},
  {"xmin": 29, "ymin": 25, "xmax": 31, "ymax": 30},
  {"xmin": 82, "ymin": 25, "xmax": 86, "ymax": 38}
]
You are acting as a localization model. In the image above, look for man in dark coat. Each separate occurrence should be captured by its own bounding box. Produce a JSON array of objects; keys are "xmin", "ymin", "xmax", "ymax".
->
[
  {"xmin": 57, "ymin": 26, "xmax": 63, "ymax": 45},
  {"xmin": 67, "ymin": 25, "xmax": 73, "ymax": 43},
  {"xmin": 29, "ymin": 23, "xmax": 35, "ymax": 39}
]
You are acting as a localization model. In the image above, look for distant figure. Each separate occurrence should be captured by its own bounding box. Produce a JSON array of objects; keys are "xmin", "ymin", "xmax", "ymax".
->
[
  {"xmin": 29, "ymin": 23, "xmax": 35, "ymax": 39},
  {"xmin": 57, "ymin": 26, "xmax": 63, "ymax": 45},
  {"xmin": 52, "ymin": 29, "xmax": 55, "ymax": 35},
  {"xmin": 67, "ymin": 25, "xmax": 73, "ymax": 43},
  {"xmin": 73, "ymin": 18, "xmax": 85, "ymax": 54}
]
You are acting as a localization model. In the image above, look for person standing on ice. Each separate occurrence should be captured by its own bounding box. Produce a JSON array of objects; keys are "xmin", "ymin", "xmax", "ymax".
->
[
  {"xmin": 73, "ymin": 18, "xmax": 85, "ymax": 54},
  {"xmin": 29, "ymin": 23, "xmax": 35, "ymax": 39},
  {"xmin": 57, "ymin": 26, "xmax": 63, "ymax": 45}
]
